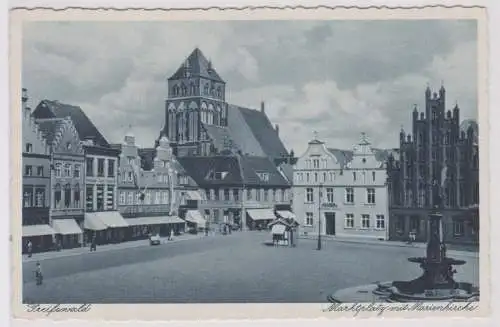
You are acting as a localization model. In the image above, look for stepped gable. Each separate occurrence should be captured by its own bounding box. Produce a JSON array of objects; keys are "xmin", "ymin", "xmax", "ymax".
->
[
  {"xmin": 230, "ymin": 105, "xmax": 288, "ymax": 159},
  {"xmin": 176, "ymin": 155, "xmax": 242, "ymax": 187},
  {"xmin": 327, "ymin": 147, "xmax": 399, "ymax": 168},
  {"xmin": 168, "ymin": 48, "xmax": 225, "ymax": 83},
  {"xmin": 36, "ymin": 118, "xmax": 66, "ymax": 145},
  {"xmin": 33, "ymin": 100, "xmax": 110, "ymax": 147}
]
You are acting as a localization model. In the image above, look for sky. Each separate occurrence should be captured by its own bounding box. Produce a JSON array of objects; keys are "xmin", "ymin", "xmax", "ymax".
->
[{"xmin": 22, "ymin": 20, "xmax": 478, "ymax": 155}]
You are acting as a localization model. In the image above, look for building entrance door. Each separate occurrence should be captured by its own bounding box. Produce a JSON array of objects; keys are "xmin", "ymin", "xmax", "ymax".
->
[{"xmin": 325, "ymin": 212, "xmax": 336, "ymax": 235}]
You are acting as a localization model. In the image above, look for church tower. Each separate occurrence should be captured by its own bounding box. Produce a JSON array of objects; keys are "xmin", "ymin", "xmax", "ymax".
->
[{"xmin": 162, "ymin": 48, "xmax": 228, "ymax": 156}]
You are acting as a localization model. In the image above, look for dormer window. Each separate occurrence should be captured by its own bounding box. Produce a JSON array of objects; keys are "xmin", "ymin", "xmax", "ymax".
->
[
  {"xmin": 256, "ymin": 172, "xmax": 270, "ymax": 182},
  {"xmin": 208, "ymin": 170, "xmax": 229, "ymax": 180}
]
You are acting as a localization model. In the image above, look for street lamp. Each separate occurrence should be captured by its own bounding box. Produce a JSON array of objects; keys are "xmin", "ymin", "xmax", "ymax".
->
[{"xmin": 317, "ymin": 183, "xmax": 323, "ymax": 251}]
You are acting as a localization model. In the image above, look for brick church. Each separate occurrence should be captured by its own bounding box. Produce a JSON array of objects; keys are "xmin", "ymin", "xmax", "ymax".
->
[{"xmin": 386, "ymin": 85, "xmax": 479, "ymax": 245}]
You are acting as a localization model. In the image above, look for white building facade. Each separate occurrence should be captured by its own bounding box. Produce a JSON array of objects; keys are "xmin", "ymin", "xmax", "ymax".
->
[{"xmin": 293, "ymin": 134, "xmax": 389, "ymax": 240}]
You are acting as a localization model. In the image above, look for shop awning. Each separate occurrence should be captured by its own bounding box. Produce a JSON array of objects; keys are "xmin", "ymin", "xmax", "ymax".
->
[
  {"xmin": 185, "ymin": 210, "xmax": 206, "ymax": 225},
  {"xmin": 247, "ymin": 209, "xmax": 276, "ymax": 221},
  {"xmin": 22, "ymin": 224, "xmax": 56, "ymax": 237},
  {"xmin": 185, "ymin": 190, "xmax": 204, "ymax": 201},
  {"xmin": 97, "ymin": 211, "xmax": 129, "ymax": 228},
  {"xmin": 271, "ymin": 224, "xmax": 286, "ymax": 235},
  {"xmin": 84, "ymin": 213, "xmax": 108, "ymax": 231},
  {"xmin": 52, "ymin": 219, "xmax": 82, "ymax": 235},
  {"xmin": 277, "ymin": 211, "xmax": 296, "ymax": 220},
  {"xmin": 126, "ymin": 216, "xmax": 185, "ymax": 226}
]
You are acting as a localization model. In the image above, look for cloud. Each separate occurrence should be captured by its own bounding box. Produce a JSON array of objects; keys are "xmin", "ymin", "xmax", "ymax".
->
[{"xmin": 22, "ymin": 20, "xmax": 477, "ymax": 155}]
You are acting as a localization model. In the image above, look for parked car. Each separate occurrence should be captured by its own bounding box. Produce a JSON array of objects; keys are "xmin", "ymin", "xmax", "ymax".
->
[{"xmin": 149, "ymin": 234, "xmax": 161, "ymax": 246}]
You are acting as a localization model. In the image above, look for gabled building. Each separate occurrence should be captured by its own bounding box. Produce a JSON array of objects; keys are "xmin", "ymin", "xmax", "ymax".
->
[
  {"xmin": 386, "ymin": 86, "xmax": 479, "ymax": 245},
  {"xmin": 21, "ymin": 88, "xmax": 53, "ymax": 253},
  {"xmin": 33, "ymin": 100, "xmax": 126, "ymax": 246},
  {"xmin": 35, "ymin": 115, "xmax": 85, "ymax": 249},
  {"xmin": 112, "ymin": 132, "xmax": 185, "ymax": 241},
  {"xmin": 293, "ymin": 133, "xmax": 393, "ymax": 240}
]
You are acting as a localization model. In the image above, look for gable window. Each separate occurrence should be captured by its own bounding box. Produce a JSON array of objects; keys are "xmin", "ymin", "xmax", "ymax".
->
[
  {"xmin": 224, "ymin": 189, "xmax": 230, "ymax": 201},
  {"xmin": 376, "ymin": 215, "xmax": 385, "ymax": 229},
  {"xmin": 305, "ymin": 188, "xmax": 314, "ymax": 203},
  {"xmin": 233, "ymin": 189, "xmax": 239, "ymax": 201},
  {"xmin": 305, "ymin": 212, "xmax": 314, "ymax": 226},
  {"xmin": 25, "ymin": 143, "xmax": 33, "ymax": 153},
  {"xmin": 54, "ymin": 163, "xmax": 62, "ymax": 177},
  {"xmin": 345, "ymin": 188, "xmax": 354, "ymax": 204},
  {"xmin": 247, "ymin": 189, "xmax": 252, "ymax": 200},
  {"xmin": 353, "ymin": 172, "xmax": 357, "ymax": 181},
  {"xmin": 54, "ymin": 184, "xmax": 62, "ymax": 209},
  {"xmin": 367, "ymin": 188, "xmax": 376, "ymax": 204},
  {"xmin": 74, "ymin": 184, "xmax": 81, "ymax": 208},
  {"xmin": 314, "ymin": 173, "xmax": 318, "ymax": 183},
  {"xmin": 64, "ymin": 184, "xmax": 71, "ymax": 208},
  {"xmin": 37, "ymin": 166, "xmax": 44, "ymax": 176},
  {"xmin": 64, "ymin": 163, "xmax": 71, "ymax": 177},
  {"xmin": 306, "ymin": 173, "xmax": 310, "ymax": 182},
  {"xmin": 35, "ymin": 187, "xmax": 45, "ymax": 207},
  {"xmin": 313, "ymin": 159, "xmax": 319, "ymax": 169},
  {"xmin": 281, "ymin": 189, "xmax": 286, "ymax": 202},
  {"xmin": 24, "ymin": 165, "xmax": 33, "ymax": 176},
  {"xmin": 108, "ymin": 159, "xmax": 115, "ymax": 177},
  {"xmin": 361, "ymin": 214, "xmax": 370, "ymax": 228},
  {"xmin": 272, "ymin": 189, "xmax": 277, "ymax": 202},
  {"xmin": 345, "ymin": 213, "xmax": 354, "ymax": 228},
  {"xmin": 255, "ymin": 189, "xmax": 261, "ymax": 201},
  {"xmin": 74, "ymin": 164, "xmax": 81, "ymax": 178},
  {"xmin": 205, "ymin": 189, "xmax": 211, "ymax": 200},
  {"xmin": 214, "ymin": 189, "xmax": 220, "ymax": 201},
  {"xmin": 264, "ymin": 190, "xmax": 269, "ymax": 202},
  {"xmin": 372, "ymin": 171, "xmax": 376, "ymax": 181},
  {"xmin": 120, "ymin": 191, "xmax": 126, "ymax": 205},
  {"xmin": 86, "ymin": 158, "xmax": 94, "ymax": 176},
  {"xmin": 257, "ymin": 172, "xmax": 270, "ymax": 182}
]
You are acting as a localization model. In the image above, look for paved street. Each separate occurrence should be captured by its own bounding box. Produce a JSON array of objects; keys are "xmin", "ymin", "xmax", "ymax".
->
[{"xmin": 22, "ymin": 232, "xmax": 479, "ymax": 303}]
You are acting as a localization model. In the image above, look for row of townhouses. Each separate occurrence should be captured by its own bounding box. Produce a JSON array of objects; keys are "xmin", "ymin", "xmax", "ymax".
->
[
  {"xmin": 21, "ymin": 48, "xmax": 479, "ymax": 253},
  {"xmin": 21, "ymin": 48, "xmax": 295, "ymax": 253},
  {"xmin": 292, "ymin": 85, "xmax": 479, "ymax": 245}
]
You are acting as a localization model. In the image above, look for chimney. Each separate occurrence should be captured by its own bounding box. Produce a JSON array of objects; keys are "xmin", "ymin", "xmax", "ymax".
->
[
  {"xmin": 275, "ymin": 124, "xmax": 279, "ymax": 135},
  {"xmin": 260, "ymin": 101, "xmax": 265, "ymax": 113},
  {"xmin": 22, "ymin": 88, "xmax": 29, "ymax": 114}
]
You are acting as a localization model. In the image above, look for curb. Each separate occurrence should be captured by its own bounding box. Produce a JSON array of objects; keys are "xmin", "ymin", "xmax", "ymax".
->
[{"xmin": 22, "ymin": 235, "xmax": 206, "ymax": 263}]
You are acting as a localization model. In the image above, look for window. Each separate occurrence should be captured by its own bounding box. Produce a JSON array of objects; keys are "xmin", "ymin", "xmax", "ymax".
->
[
  {"xmin": 54, "ymin": 184, "xmax": 62, "ymax": 209},
  {"xmin": 74, "ymin": 184, "xmax": 81, "ymax": 208},
  {"xmin": 86, "ymin": 158, "xmax": 94, "ymax": 176},
  {"xmin": 306, "ymin": 173, "xmax": 310, "ymax": 182},
  {"xmin": 127, "ymin": 157, "xmax": 134, "ymax": 165},
  {"xmin": 326, "ymin": 188, "xmax": 334, "ymax": 203},
  {"xmin": 37, "ymin": 166, "xmax": 44, "ymax": 176},
  {"xmin": 372, "ymin": 171, "xmax": 376, "ymax": 182},
  {"xmin": 453, "ymin": 219, "xmax": 464, "ymax": 236},
  {"xmin": 264, "ymin": 190, "xmax": 269, "ymax": 202},
  {"xmin": 214, "ymin": 188, "xmax": 220, "ymax": 201},
  {"xmin": 329, "ymin": 172, "xmax": 335, "ymax": 181},
  {"xmin": 127, "ymin": 192, "xmax": 133, "ymax": 205},
  {"xmin": 345, "ymin": 188, "xmax": 354, "ymax": 204},
  {"xmin": 257, "ymin": 172, "xmax": 269, "ymax": 182},
  {"xmin": 256, "ymin": 189, "xmax": 261, "ymax": 201},
  {"xmin": 127, "ymin": 172, "xmax": 133, "ymax": 182},
  {"xmin": 156, "ymin": 192, "xmax": 161, "ymax": 205},
  {"xmin": 247, "ymin": 189, "xmax": 252, "ymax": 200},
  {"xmin": 64, "ymin": 184, "xmax": 71, "ymax": 208},
  {"xmin": 345, "ymin": 213, "xmax": 354, "ymax": 228},
  {"xmin": 23, "ymin": 187, "xmax": 33, "ymax": 207},
  {"xmin": 163, "ymin": 191, "xmax": 169, "ymax": 204},
  {"xmin": 272, "ymin": 189, "xmax": 277, "ymax": 202},
  {"xmin": 145, "ymin": 191, "xmax": 151, "ymax": 205},
  {"xmin": 120, "ymin": 191, "xmax": 126, "ymax": 205},
  {"xmin": 314, "ymin": 173, "xmax": 318, "ymax": 182},
  {"xmin": 106, "ymin": 185, "xmax": 114, "ymax": 209},
  {"xmin": 25, "ymin": 143, "xmax": 33, "ymax": 153},
  {"xmin": 376, "ymin": 215, "xmax": 385, "ymax": 229},
  {"xmin": 361, "ymin": 214, "xmax": 370, "ymax": 228},
  {"xmin": 281, "ymin": 189, "xmax": 286, "ymax": 202},
  {"xmin": 24, "ymin": 165, "xmax": 32, "ymax": 176},
  {"xmin": 64, "ymin": 163, "xmax": 71, "ymax": 177},
  {"xmin": 224, "ymin": 189, "xmax": 230, "ymax": 201},
  {"xmin": 73, "ymin": 164, "xmax": 80, "ymax": 178},
  {"xmin": 96, "ymin": 185, "xmax": 105, "ymax": 210},
  {"xmin": 108, "ymin": 159, "xmax": 115, "ymax": 177},
  {"xmin": 305, "ymin": 212, "xmax": 314, "ymax": 226},
  {"xmin": 205, "ymin": 189, "xmax": 211, "ymax": 200},
  {"xmin": 306, "ymin": 188, "xmax": 314, "ymax": 203},
  {"xmin": 410, "ymin": 216, "xmax": 420, "ymax": 233},
  {"xmin": 313, "ymin": 159, "xmax": 319, "ymax": 169},
  {"xmin": 35, "ymin": 187, "xmax": 45, "ymax": 207},
  {"xmin": 367, "ymin": 188, "xmax": 376, "ymax": 204},
  {"xmin": 233, "ymin": 189, "xmax": 239, "ymax": 201},
  {"xmin": 97, "ymin": 159, "xmax": 105, "ymax": 177}
]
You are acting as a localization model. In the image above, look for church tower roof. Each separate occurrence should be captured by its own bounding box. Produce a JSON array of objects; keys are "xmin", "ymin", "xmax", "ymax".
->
[{"xmin": 168, "ymin": 48, "xmax": 225, "ymax": 83}]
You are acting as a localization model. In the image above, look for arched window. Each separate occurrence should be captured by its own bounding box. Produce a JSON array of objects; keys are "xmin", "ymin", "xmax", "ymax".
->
[
  {"xmin": 168, "ymin": 111, "xmax": 176, "ymax": 140},
  {"xmin": 216, "ymin": 106, "xmax": 222, "ymax": 125},
  {"xmin": 64, "ymin": 163, "xmax": 71, "ymax": 177},
  {"xmin": 181, "ymin": 84, "xmax": 187, "ymax": 96},
  {"xmin": 190, "ymin": 83, "xmax": 196, "ymax": 95},
  {"xmin": 54, "ymin": 183, "xmax": 62, "ymax": 209}
]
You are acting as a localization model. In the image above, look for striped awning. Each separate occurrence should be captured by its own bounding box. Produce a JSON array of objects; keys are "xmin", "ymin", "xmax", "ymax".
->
[
  {"xmin": 247, "ymin": 209, "xmax": 276, "ymax": 221},
  {"xmin": 126, "ymin": 216, "xmax": 185, "ymax": 226},
  {"xmin": 277, "ymin": 211, "xmax": 296, "ymax": 220},
  {"xmin": 22, "ymin": 224, "xmax": 56, "ymax": 237},
  {"xmin": 84, "ymin": 213, "xmax": 108, "ymax": 231},
  {"xmin": 52, "ymin": 219, "xmax": 82, "ymax": 235},
  {"xmin": 185, "ymin": 210, "xmax": 206, "ymax": 225}
]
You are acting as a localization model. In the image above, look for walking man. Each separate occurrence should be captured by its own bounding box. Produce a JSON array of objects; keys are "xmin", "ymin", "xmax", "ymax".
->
[
  {"xmin": 34, "ymin": 262, "xmax": 43, "ymax": 285},
  {"xmin": 26, "ymin": 240, "xmax": 33, "ymax": 258},
  {"xmin": 90, "ymin": 234, "xmax": 97, "ymax": 252}
]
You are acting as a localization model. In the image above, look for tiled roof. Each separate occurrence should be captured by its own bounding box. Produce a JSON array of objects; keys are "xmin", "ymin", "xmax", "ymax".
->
[
  {"xmin": 327, "ymin": 147, "xmax": 398, "ymax": 167},
  {"xmin": 231, "ymin": 105, "xmax": 289, "ymax": 159},
  {"xmin": 226, "ymin": 105, "xmax": 266, "ymax": 157},
  {"xmin": 176, "ymin": 155, "xmax": 243, "ymax": 187},
  {"xmin": 36, "ymin": 118, "xmax": 65, "ymax": 145},
  {"xmin": 240, "ymin": 156, "xmax": 290, "ymax": 187},
  {"xmin": 202, "ymin": 124, "xmax": 240, "ymax": 153},
  {"xmin": 33, "ymin": 100, "xmax": 110, "ymax": 147},
  {"xmin": 168, "ymin": 48, "xmax": 224, "ymax": 83}
]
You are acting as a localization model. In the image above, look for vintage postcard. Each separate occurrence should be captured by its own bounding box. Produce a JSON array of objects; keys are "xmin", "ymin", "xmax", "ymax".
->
[{"xmin": 9, "ymin": 4, "xmax": 489, "ymax": 321}]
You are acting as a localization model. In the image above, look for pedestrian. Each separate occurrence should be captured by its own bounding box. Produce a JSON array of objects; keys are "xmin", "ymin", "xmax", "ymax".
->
[
  {"xmin": 170, "ymin": 229, "xmax": 174, "ymax": 241},
  {"xmin": 34, "ymin": 262, "xmax": 43, "ymax": 285},
  {"xmin": 90, "ymin": 235, "xmax": 97, "ymax": 252},
  {"xmin": 26, "ymin": 240, "xmax": 32, "ymax": 258}
]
